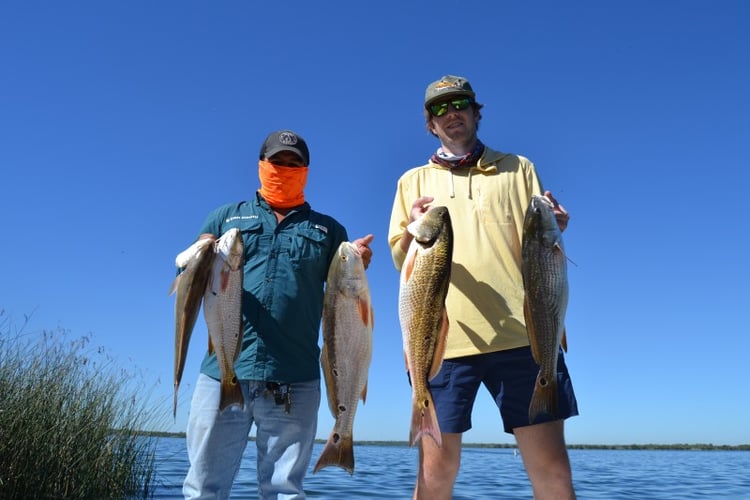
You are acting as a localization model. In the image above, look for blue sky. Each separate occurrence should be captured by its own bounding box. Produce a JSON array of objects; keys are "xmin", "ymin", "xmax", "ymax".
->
[{"xmin": 1, "ymin": 1, "xmax": 748, "ymax": 446}]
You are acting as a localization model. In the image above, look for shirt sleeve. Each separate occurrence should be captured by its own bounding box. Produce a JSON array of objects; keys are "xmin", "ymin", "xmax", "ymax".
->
[
  {"xmin": 387, "ymin": 175, "xmax": 412, "ymax": 271},
  {"xmin": 198, "ymin": 208, "xmax": 223, "ymax": 237}
]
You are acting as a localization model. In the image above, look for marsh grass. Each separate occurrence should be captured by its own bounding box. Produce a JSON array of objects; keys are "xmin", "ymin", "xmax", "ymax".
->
[{"xmin": 0, "ymin": 311, "xmax": 161, "ymax": 499}]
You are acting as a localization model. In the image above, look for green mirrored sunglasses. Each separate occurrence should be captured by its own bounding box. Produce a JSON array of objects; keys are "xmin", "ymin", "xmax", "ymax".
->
[{"xmin": 429, "ymin": 97, "xmax": 473, "ymax": 117}]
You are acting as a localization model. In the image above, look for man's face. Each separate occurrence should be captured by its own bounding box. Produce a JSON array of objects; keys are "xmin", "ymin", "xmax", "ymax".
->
[
  {"xmin": 428, "ymin": 96, "xmax": 478, "ymax": 145},
  {"xmin": 268, "ymin": 150, "xmax": 305, "ymax": 167}
]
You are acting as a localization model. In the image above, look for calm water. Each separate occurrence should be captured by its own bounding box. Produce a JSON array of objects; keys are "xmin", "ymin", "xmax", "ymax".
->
[{"xmin": 151, "ymin": 437, "xmax": 750, "ymax": 499}]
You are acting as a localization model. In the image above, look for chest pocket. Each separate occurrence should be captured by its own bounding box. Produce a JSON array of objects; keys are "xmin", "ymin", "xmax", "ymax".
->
[
  {"xmin": 235, "ymin": 217, "xmax": 265, "ymax": 259},
  {"xmin": 289, "ymin": 225, "xmax": 329, "ymax": 272}
]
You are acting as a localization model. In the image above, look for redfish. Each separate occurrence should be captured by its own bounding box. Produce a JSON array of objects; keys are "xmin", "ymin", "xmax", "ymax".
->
[
  {"xmin": 203, "ymin": 228, "xmax": 245, "ymax": 412},
  {"xmin": 398, "ymin": 206, "xmax": 453, "ymax": 447},
  {"xmin": 169, "ymin": 236, "xmax": 215, "ymax": 419},
  {"xmin": 522, "ymin": 195, "xmax": 569, "ymax": 423},
  {"xmin": 314, "ymin": 242, "xmax": 374, "ymax": 474}
]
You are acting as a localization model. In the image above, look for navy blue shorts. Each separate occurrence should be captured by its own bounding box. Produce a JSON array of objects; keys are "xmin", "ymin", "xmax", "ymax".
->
[{"xmin": 428, "ymin": 346, "xmax": 579, "ymax": 434}]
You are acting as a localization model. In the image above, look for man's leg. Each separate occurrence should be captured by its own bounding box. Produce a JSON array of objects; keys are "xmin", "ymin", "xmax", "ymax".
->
[
  {"xmin": 414, "ymin": 432, "xmax": 462, "ymax": 500},
  {"xmin": 514, "ymin": 420, "xmax": 576, "ymax": 500},
  {"xmin": 254, "ymin": 379, "xmax": 320, "ymax": 500},
  {"xmin": 183, "ymin": 374, "xmax": 253, "ymax": 500}
]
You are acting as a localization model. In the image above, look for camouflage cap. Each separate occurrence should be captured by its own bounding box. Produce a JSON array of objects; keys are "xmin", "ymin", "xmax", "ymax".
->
[{"xmin": 424, "ymin": 75, "xmax": 476, "ymax": 107}]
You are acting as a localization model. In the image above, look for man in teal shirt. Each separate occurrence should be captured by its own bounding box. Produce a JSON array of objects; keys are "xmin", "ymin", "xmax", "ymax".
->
[{"xmin": 183, "ymin": 130, "xmax": 374, "ymax": 499}]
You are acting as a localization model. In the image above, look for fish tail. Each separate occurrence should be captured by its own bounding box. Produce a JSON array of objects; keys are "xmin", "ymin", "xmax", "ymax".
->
[
  {"xmin": 528, "ymin": 373, "xmax": 559, "ymax": 424},
  {"xmin": 312, "ymin": 432, "xmax": 354, "ymax": 475},
  {"xmin": 218, "ymin": 375, "xmax": 244, "ymax": 412},
  {"xmin": 410, "ymin": 393, "xmax": 442, "ymax": 448}
]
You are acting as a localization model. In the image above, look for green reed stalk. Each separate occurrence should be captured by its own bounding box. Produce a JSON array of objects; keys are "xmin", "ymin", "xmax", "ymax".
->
[{"xmin": 0, "ymin": 311, "xmax": 161, "ymax": 499}]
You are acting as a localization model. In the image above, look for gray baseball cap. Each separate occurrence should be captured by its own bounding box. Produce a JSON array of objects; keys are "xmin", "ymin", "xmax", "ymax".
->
[{"xmin": 424, "ymin": 75, "xmax": 475, "ymax": 107}]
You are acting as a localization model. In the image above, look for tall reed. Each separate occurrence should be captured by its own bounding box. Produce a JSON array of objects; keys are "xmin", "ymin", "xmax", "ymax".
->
[{"xmin": 0, "ymin": 311, "xmax": 160, "ymax": 499}]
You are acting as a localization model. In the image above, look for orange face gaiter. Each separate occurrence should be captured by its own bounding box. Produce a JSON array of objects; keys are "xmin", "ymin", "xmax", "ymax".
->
[{"xmin": 258, "ymin": 160, "xmax": 309, "ymax": 209}]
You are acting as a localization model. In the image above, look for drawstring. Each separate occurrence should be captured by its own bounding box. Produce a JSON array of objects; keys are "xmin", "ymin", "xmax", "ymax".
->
[
  {"xmin": 446, "ymin": 161, "xmax": 497, "ymax": 199},
  {"xmin": 447, "ymin": 167, "xmax": 474, "ymax": 199},
  {"xmin": 431, "ymin": 140, "xmax": 485, "ymax": 200}
]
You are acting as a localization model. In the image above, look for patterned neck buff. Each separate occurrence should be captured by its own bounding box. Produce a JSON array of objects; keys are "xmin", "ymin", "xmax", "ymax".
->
[
  {"xmin": 430, "ymin": 140, "xmax": 486, "ymax": 168},
  {"xmin": 257, "ymin": 160, "xmax": 308, "ymax": 208}
]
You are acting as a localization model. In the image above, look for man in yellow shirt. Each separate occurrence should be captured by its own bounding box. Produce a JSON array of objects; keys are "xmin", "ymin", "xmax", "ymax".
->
[{"xmin": 388, "ymin": 75, "xmax": 578, "ymax": 499}]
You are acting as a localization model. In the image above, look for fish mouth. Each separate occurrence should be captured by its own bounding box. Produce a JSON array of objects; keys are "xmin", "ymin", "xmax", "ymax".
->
[
  {"xmin": 534, "ymin": 195, "xmax": 555, "ymax": 209},
  {"xmin": 339, "ymin": 241, "xmax": 361, "ymax": 258}
]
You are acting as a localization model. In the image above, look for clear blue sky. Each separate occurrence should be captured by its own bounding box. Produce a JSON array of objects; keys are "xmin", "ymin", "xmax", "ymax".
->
[{"xmin": 2, "ymin": 1, "xmax": 748, "ymax": 446}]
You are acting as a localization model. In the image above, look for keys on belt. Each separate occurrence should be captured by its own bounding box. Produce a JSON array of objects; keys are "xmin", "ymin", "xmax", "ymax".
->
[{"xmin": 265, "ymin": 382, "xmax": 292, "ymax": 413}]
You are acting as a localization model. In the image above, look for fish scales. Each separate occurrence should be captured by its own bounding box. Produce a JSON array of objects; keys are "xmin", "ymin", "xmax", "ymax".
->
[
  {"xmin": 204, "ymin": 228, "xmax": 245, "ymax": 412},
  {"xmin": 170, "ymin": 236, "xmax": 215, "ymax": 419},
  {"xmin": 522, "ymin": 195, "xmax": 569, "ymax": 424},
  {"xmin": 314, "ymin": 242, "xmax": 373, "ymax": 474},
  {"xmin": 398, "ymin": 206, "xmax": 453, "ymax": 448}
]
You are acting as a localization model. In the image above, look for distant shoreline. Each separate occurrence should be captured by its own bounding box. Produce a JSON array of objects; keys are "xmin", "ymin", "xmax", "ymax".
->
[{"xmin": 141, "ymin": 431, "xmax": 750, "ymax": 451}]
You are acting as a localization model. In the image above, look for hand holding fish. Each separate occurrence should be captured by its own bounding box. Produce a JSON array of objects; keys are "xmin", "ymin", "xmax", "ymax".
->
[
  {"xmin": 398, "ymin": 196, "xmax": 435, "ymax": 254},
  {"xmin": 544, "ymin": 190, "xmax": 570, "ymax": 232},
  {"xmin": 410, "ymin": 196, "xmax": 435, "ymax": 223},
  {"xmin": 352, "ymin": 234, "xmax": 374, "ymax": 269}
]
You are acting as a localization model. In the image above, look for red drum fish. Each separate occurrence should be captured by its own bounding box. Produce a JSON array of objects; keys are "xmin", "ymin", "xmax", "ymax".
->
[
  {"xmin": 398, "ymin": 206, "xmax": 453, "ymax": 448},
  {"xmin": 522, "ymin": 195, "xmax": 569, "ymax": 423}
]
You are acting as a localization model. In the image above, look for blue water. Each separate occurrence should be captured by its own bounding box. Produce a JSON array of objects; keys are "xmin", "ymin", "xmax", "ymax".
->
[{"xmin": 151, "ymin": 437, "xmax": 750, "ymax": 499}]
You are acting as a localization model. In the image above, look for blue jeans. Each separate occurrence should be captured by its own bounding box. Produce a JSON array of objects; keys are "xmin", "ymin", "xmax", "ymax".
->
[{"xmin": 183, "ymin": 374, "xmax": 320, "ymax": 499}]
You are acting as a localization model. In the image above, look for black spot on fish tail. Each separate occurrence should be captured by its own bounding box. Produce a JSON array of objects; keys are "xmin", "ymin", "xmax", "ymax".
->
[
  {"xmin": 332, "ymin": 433, "xmax": 341, "ymax": 444},
  {"xmin": 338, "ymin": 404, "xmax": 347, "ymax": 412}
]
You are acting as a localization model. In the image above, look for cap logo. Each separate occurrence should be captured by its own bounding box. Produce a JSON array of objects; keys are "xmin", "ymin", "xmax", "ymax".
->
[
  {"xmin": 278, "ymin": 132, "xmax": 298, "ymax": 145},
  {"xmin": 435, "ymin": 80, "xmax": 463, "ymax": 91}
]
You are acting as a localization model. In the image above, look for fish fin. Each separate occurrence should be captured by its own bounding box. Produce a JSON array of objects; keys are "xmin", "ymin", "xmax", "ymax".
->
[
  {"xmin": 524, "ymin": 299, "xmax": 543, "ymax": 364},
  {"xmin": 401, "ymin": 243, "xmax": 418, "ymax": 281},
  {"xmin": 173, "ymin": 382, "xmax": 179, "ymax": 420},
  {"xmin": 553, "ymin": 239, "xmax": 565, "ymax": 255},
  {"xmin": 528, "ymin": 373, "xmax": 559, "ymax": 424},
  {"xmin": 427, "ymin": 307, "xmax": 449, "ymax": 380},
  {"xmin": 218, "ymin": 373, "xmax": 244, "ymax": 412},
  {"xmin": 410, "ymin": 394, "xmax": 442, "ymax": 448},
  {"xmin": 357, "ymin": 296, "xmax": 373, "ymax": 327},
  {"xmin": 220, "ymin": 267, "xmax": 231, "ymax": 292},
  {"xmin": 403, "ymin": 350, "xmax": 411, "ymax": 373},
  {"xmin": 320, "ymin": 345, "xmax": 338, "ymax": 416},
  {"xmin": 313, "ymin": 432, "xmax": 354, "ymax": 475},
  {"xmin": 168, "ymin": 274, "xmax": 181, "ymax": 296},
  {"xmin": 361, "ymin": 381, "xmax": 368, "ymax": 404},
  {"xmin": 232, "ymin": 318, "xmax": 244, "ymax": 361},
  {"xmin": 208, "ymin": 335, "xmax": 214, "ymax": 355},
  {"xmin": 205, "ymin": 268, "xmax": 216, "ymax": 296},
  {"xmin": 561, "ymin": 328, "xmax": 568, "ymax": 352}
]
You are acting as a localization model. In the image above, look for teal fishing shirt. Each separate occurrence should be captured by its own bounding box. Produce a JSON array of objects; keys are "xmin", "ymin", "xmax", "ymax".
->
[{"xmin": 197, "ymin": 192, "xmax": 348, "ymax": 383}]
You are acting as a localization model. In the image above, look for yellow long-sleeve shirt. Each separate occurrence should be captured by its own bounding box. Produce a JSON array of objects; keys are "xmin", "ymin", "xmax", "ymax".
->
[{"xmin": 388, "ymin": 146, "xmax": 543, "ymax": 358}]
